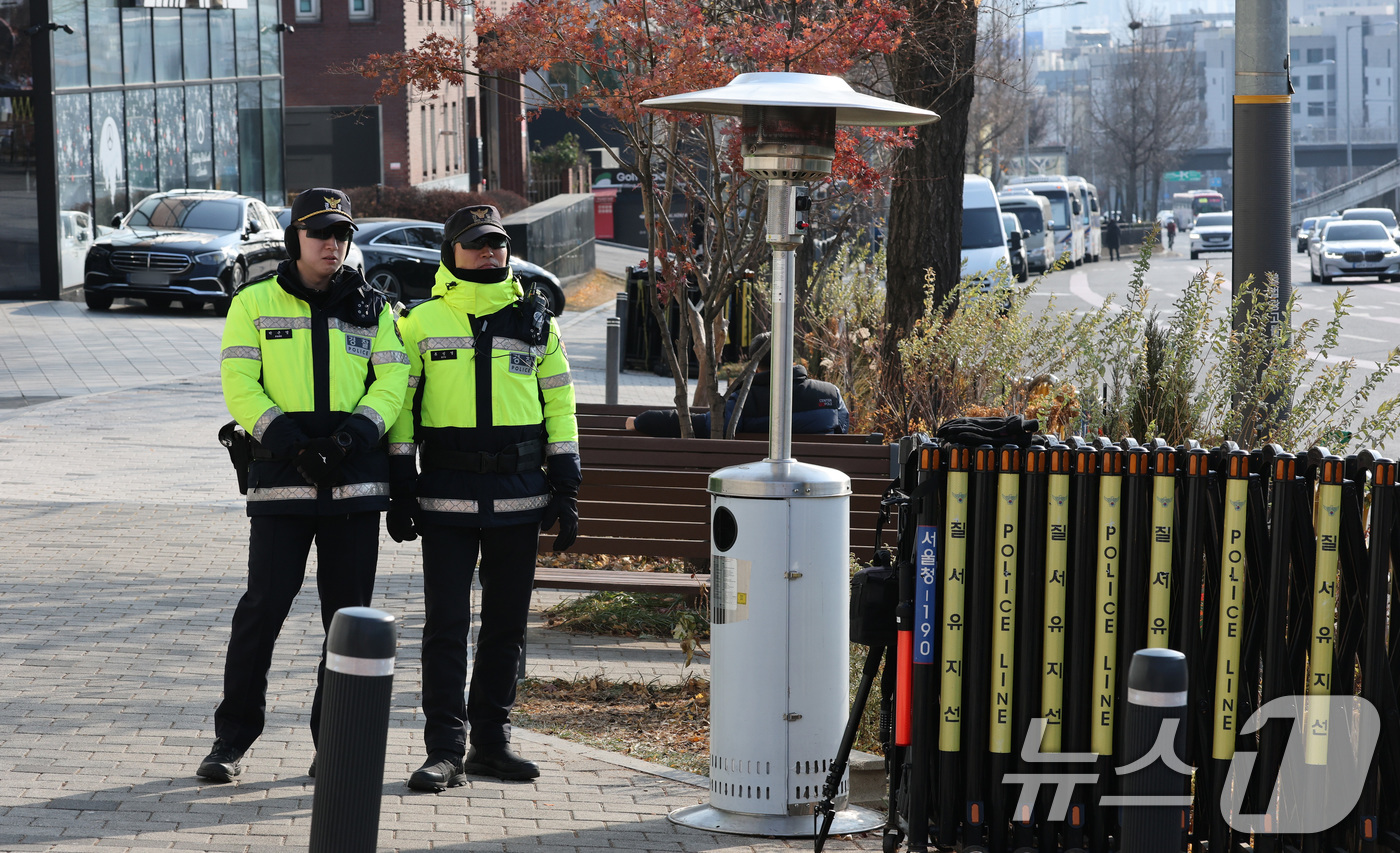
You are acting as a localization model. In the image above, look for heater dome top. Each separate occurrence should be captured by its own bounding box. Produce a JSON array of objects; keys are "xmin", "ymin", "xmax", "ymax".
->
[{"xmin": 642, "ymin": 72, "xmax": 938, "ymax": 127}]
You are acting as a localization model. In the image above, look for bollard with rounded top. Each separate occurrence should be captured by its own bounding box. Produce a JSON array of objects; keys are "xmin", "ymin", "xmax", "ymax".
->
[
  {"xmin": 605, "ymin": 317, "xmax": 620, "ymax": 405},
  {"xmin": 1117, "ymin": 648, "xmax": 1191, "ymax": 853},
  {"xmin": 309, "ymin": 607, "xmax": 396, "ymax": 853},
  {"xmin": 614, "ymin": 291, "xmax": 629, "ymax": 372}
]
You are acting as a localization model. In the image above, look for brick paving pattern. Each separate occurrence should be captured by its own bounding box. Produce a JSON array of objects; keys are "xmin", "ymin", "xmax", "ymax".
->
[{"xmin": 0, "ymin": 268, "xmax": 881, "ymax": 852}]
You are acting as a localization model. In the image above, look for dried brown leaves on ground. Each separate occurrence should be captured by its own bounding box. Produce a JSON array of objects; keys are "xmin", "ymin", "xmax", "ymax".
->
[
  {"xmin": 561, "ymin": 270, "xmax": 626, "ymax": 313},
  {"xmin": 515, "ymin": 676, "xmax": 710, "ymax": 776}
]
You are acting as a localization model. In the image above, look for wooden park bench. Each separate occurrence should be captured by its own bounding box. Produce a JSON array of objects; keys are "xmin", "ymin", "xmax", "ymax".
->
[{"xmin": 533, "ymin": 403, "xmax": 899, "ymax": 600}]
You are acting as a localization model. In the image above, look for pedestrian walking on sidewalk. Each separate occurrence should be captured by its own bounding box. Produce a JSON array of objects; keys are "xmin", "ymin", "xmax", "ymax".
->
[
  {"xmin": 198, "ymin": 187, "xmax": 410, "ymax": 783},
  {"xmin": 1105, "ymin": 217, "xmax": 1122, "ymax": 261},
  {"xmin": 386, "ymin": 204, "xmax": 580, "ymax": 791}
]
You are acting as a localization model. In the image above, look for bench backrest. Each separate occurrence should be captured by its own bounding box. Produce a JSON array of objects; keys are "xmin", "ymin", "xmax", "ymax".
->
[{"xmin": 539, "ymin": 413, "xmax": 897, "ymax": 561}]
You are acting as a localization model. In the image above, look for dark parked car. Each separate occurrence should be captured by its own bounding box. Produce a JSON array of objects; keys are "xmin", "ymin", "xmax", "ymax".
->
[
  {"xmin": 83, "ymin": 189, "xmax": 287, "ymax": 314},
  {"xmin": 353, "ymin": 218, "xmax": 566, "ymax": 314}
]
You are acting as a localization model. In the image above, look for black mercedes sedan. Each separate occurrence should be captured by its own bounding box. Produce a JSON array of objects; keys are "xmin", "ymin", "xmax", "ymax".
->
[
  {"xmin": 354, "ymin": 218, "xmax": 566, "ymax": 315},
  {"xmin": 83, "ymin": 189, "xmax": 287, "ymax": 314}
]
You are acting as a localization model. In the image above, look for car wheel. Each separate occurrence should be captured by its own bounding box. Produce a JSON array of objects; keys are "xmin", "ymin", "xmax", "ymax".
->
[
  {"xmin": 1320, "ymin": 273, "xmax": 1332, "ymax": 285},
  {"xmin": 84, "ymin": 291, "xmax": 113, "ymax": 311},
  {"xmin": 1017, "ymin": 266, "xmax": 1029, "ymax": 284},
  {"xmin": 1093, "ymin": 253, "xmax": 1100, "ymax": 262},
  {"xmin": 1190, "ymin": 251, "xmax": 1199, "ymax": 260},
  {"xmin": 145, "ymin": 296, "xmax": 172, "ymax": 310},
  {"xmin": 1310, "ymin": 269, "xmax": 1319, "ymax": 283},
  {"xmin": 180, "ymin": 299, "xmax": 205, "ymax": 312},
  {"xmin": 368, "ymin": 267, "xmax": 403, "ymax": 303}
]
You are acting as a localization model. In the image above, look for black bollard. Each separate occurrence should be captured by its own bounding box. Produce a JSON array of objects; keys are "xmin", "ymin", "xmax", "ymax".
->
[
  {"xmin": 309, "ymin": 607, "xmax": 396, "ymax": 853},
  {"xmin": 1115, "ymin": 648, "xmax": 1190, "ymax": 853}
]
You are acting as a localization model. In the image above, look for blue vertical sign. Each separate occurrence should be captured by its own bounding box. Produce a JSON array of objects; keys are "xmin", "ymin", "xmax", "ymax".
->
[{"xmin": 915, "ymin": 525, "xmax": 938, "ymax": 664}]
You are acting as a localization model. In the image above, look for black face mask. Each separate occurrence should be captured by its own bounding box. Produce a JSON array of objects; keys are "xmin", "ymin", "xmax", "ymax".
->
[{"xmin": 447, "ymin": 264, "xmax": 511, "ymax": 284}]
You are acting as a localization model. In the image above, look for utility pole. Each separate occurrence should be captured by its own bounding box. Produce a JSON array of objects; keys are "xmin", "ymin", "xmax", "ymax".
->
[{"xmin": 1233, "ymin": 0, "xmax": 1292, "ymax": 343}]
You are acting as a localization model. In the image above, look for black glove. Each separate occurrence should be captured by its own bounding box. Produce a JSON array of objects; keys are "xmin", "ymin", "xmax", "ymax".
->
[
  {"xmin": 386, "ymin": 496, "xmax": 419, "ymax": 542},
  {"xmin": 540, "ymin": 493, "xmax": 578, "ymax": 552},
  {"xmin": 334, "ymin": 413, "xmax": 380, "ymax": 456},
  {"xmin": 258, "ymin": 414, "xmax": 310, "ymax": 458},
  {"xmin": 295, "ymin": 437, "xmax": 346, "ymax": 489}
]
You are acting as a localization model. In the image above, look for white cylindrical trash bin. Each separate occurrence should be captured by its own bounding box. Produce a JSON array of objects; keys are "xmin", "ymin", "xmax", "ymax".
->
[{"xmin": 669, "ymin": 460, "xmax": 885, "ymax": 837}]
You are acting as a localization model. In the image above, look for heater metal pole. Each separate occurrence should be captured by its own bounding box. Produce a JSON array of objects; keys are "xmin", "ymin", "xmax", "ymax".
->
[{"xmin": 766, "ymin": 179, "xmax": 797, "ymax": 464}]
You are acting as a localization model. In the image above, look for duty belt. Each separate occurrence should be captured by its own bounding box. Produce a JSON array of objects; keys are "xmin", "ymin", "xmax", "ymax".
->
[{"xmin": 421, "ymin": 439, "xmax": 545, "ymax": 474}]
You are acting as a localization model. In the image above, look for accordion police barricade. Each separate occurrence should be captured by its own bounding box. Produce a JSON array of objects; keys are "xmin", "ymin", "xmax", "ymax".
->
[{"xmin": 830, "ymin": 432, "xmax": 1400, "ymax": 853}]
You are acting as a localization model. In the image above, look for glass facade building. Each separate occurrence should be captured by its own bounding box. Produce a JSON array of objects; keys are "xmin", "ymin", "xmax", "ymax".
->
[{"xmin": 0, "ymin": 0, "xmax": 284, "ymax": 298}]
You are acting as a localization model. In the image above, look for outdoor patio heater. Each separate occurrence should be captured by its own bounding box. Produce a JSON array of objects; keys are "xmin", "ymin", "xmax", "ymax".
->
[{"xmin": 643, "ymin": 73, "xmax": 937, "ymax": 837}]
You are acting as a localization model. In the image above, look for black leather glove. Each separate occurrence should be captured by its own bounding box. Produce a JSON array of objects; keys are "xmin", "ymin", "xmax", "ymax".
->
[
  {"xmin": 386, "ymin": 496, "xmax": 419, "ymax": 542},
  {"xmin": 295, "ymin": 436, "xmax": 346, "ymax": 489},
  {"xmin": 540, "ymin": 493, "xmax": 578, "ymax": 552},
  {"xmin": 334, "ymin": 413, "xmax": 380, "ymax": 457},
  {"xmin": 259, "ymin": 414, "xmax": 310, "ymax": 458}
]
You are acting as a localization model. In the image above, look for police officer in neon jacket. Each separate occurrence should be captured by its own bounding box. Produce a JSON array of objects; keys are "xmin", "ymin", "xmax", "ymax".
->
[
  {"xmin": 198, "ymin": 187, "xmax": 409, "ymax": 783},
  {"xmin": 387, "ymin": 204, "xmax": 579, "ymax": 790}
]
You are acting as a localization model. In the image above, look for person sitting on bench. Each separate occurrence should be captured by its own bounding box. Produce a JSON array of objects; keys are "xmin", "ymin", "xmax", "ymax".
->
[{"xmin": 625, "ymin": 332, "xmax": 850, "ymax": 438}]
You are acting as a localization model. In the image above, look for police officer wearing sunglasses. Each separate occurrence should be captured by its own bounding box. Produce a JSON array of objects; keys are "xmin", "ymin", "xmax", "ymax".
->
[
  {"xmin": 198, "ymin": 188, "xmax": 409, "ymax": 783},
  {"xmin": 387, "ymin": 204, "xmax": 579, "ymax": 789}
]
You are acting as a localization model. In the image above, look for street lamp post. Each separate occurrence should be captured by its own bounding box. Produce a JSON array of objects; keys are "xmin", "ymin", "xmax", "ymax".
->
[
  {"xmin": 1022, "ymin": 0, "xmax": 1087, "ymax": 176},
  {"xmin": 1341, "ymin": 23, "xmax": 1363, "ymax": 182}
]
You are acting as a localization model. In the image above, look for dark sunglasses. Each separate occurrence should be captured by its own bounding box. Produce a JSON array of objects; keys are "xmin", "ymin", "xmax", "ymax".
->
[
  {"xmin": 457, "ymin": 234, "xmax": 508, "ymax": 251},
  {"xmin": 305, "ymin": 225, "xmax": 353, "ymax": 242}
]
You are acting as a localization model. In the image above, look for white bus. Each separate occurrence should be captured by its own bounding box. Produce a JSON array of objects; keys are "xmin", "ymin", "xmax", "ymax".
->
[
  {"xmin": 1171, "ymin": 190, "xmax": 1226, "ymax": 232},
  {"xmin": 1003, "ymin": 176, "xmax": 1084, "ymax": 267}
]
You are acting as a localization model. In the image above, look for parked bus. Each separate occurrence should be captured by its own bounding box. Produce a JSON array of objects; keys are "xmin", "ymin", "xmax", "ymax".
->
[
  {"xmin": 1068, "ymin": 176, "xmax": 1102, "ymax": 263},
  {"xmin": 1171, "ymin": 190, "xmax": 1226, "ymax": 232},
  {"xmin": 1003, "ymin": 175, "xmax": 1084, "ymax": 267}
]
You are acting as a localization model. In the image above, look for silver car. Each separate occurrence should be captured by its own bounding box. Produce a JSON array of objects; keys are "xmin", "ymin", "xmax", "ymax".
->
[
  {"xmin": 1188, "ymin": 212, "xmax": 1232, "ymax": 260},
  {"xmin": 1305, "ymin": 215, "xmax": 1343, "ymax": 267},
  {"xmin": 1296, "ymin": 216, "xmax": 1318, "ymax": 253},
  {"xmin": 1310, "ymin": 220, "xmax": 1400, "ymax": 284}
]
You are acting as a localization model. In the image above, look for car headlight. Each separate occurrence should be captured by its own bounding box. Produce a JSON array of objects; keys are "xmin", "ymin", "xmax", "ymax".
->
[
  {"xmin": 1324, "ymin": 251, "xmax": 1344, "ymax": 258},
  {"xmin": 195, "ymin": 247, "xmax": 237, "ymax": 265}
]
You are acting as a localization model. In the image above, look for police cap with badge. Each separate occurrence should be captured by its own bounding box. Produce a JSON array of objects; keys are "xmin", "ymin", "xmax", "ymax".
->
[{"xmin": 285, "ymin": 188, "xmax": 358, "ymax": 261}]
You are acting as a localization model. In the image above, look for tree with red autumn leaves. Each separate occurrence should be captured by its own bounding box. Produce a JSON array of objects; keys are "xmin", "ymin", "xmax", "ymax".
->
[{"xmin": 354, "ymin": 0, "xmax": 919, "ymax": 438}]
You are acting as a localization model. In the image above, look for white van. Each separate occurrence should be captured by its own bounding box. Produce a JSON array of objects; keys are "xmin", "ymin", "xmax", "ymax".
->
[
  {"xmin": 961, "ymin": 174, "xmax": 1012, "ymax": 285},
  {"xmin": 997, "ymin": 190, "xmax": 1055, "ymax": 273},
  {"xmin": 1068, "ymin": 176, "xmax": 1102, "ymax": 263},
  {"xmin": 1003, "ymin": 175, "xmax": 1084, "ymax": 266}
]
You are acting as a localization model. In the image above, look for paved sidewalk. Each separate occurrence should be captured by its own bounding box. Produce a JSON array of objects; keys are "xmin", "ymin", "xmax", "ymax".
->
[{"xmin": 0, "ymin": 290, "xmax": 879, "ymax": 852}]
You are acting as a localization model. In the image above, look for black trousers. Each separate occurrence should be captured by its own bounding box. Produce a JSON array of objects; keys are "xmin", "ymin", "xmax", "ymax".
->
[
  {"xmin": 419, "ymin": 522, "xmax": 538, "ymax": 757},
  {"xmin": 214, "ymin": 513, "xmax": 380, "ymax": 752}
]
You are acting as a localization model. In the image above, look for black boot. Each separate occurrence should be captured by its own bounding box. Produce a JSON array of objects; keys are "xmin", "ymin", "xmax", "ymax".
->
[
  {"xmin": 196, "ymin": 739, "xmax": 245, "ymax": 783},
  {"xmin": 407, "ymin": 753, "xmax": 466, "ymax": 792},
  {"xmin": 464, "ymin": 744, "xmax": 540, "ymax": 781}
]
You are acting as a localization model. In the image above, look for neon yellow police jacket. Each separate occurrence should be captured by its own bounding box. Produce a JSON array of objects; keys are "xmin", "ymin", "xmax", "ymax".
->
[
  {"xmin": 221, "ymin": 263, "xmax": 410, "ymax": 515},
  {"xmin": 388, "ymin": 265, "xmax": 580, "ymax": 527}
]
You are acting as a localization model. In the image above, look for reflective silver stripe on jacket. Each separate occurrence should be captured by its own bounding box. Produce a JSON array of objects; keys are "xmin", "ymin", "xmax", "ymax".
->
[
  {"xmin": 255, "ymin": 316, "xmax": 313, "ymax": 330},
  {"xmin": 252, "ymin": 407, "xmax": 284, "ymax": 442},
  {"xmin": 494, "ymin": 336, "xmax": 547, "ymax": 357},
  {"xmin": 547, "ymin": 441, "xmax": 580, "ymax": 456},
  {"xmin": 420, "ymin": 336, "xmax": 474, "ymax": 353},
  {"xmin": 371, "ymin": 350, "xmax": 410, "ymax": 365},
  {"xmin": 539, "ymin": 371, "xmax": 572, "ymax": 390},
  {"xmin": 353, "ymin": 405, "xmax": 386, "ymax": 437},
  {"xmin": 419, "ymin": 497, "xmax": 481, "ymax": 514},
  {"xmin": 495, "ymin": 495, "xmax": 551, "ymax": 513},
  {"xmin": 328, "ymin": 317, "xmax": 379, "ymax": 338},
  {"xmin": 246, "ymin": 482, "xmax": 389, "ymax": 502},
  {"xmin": 389, "ymin": 442, "xmax": 416, "ymax": 457},
  {"xmin": 407, "ymin": 375, "xmax": 421, "ymax": 388},
  {"xmin": 333, "ymin": 482, "xmax": 389, "ymax": 501},
  {"xmin": 248, "ymin": 485, "xmax": 317, "ymax": 502},
  {"xmin": 221, "ymin": 346, "xmax": 262, "ymax": 361}
]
